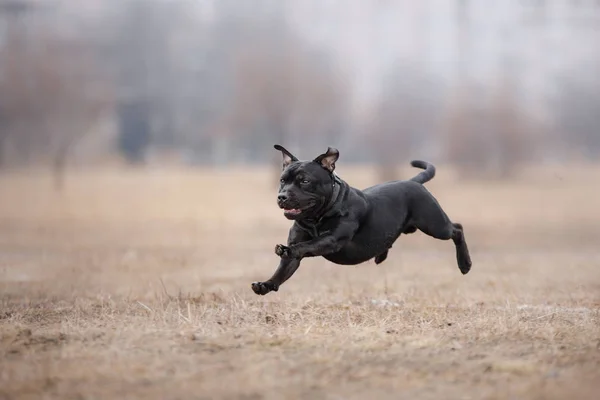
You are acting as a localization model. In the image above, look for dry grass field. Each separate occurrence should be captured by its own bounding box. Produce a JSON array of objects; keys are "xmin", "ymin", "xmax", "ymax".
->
[{"xmin": 1, "ymin": 164, "xmax": 599, "ymax": 400}]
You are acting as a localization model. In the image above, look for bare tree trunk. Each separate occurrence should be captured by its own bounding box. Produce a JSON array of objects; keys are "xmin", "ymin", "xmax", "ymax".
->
[
  {"xmin": 211, "ymin": 135, "xmax": 230, "ymax": 167},
  {"xmin": 53, "ymin": 137, "xmax": 73, "ymax": 192},
  {"xmin": 0, "ymin": 132, "xmax": 7, "ymax": 169},
  {"xmin": 52, "ymin": 125, "xmax": 92, "ymax": 192},
  {"xmin": 376, "ymin": 139, "xmax": 399, "ymax": 182}
]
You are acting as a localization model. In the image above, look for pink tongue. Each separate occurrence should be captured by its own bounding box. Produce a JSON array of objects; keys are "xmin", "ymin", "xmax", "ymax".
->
[{"xmin": 285, "ymin": 209, "xmax": 301, "ymax": 214}]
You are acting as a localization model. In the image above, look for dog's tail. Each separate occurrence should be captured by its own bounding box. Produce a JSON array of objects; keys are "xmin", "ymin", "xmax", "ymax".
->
[{"xmin": 409, "ymin": 160, "xmax": 436, "ymax": 184}]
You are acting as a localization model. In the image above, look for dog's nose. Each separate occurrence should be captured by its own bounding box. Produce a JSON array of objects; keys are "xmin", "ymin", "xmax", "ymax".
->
[{"xmin": 277, "ymin": 194, "xmax": 288, "ymax": 202}]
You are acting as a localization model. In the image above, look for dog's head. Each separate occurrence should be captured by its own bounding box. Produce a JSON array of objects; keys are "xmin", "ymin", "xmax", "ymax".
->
[{"xmin": 274, "ymin": 144, "xmax": 339, "ymax": 220}]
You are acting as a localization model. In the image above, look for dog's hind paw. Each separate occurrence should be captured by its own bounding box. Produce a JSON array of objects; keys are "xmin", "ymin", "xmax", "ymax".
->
[
  {"xmin": 251, "ymin": 281, "xmax": 278, "ymax": 295},
  {"xmin": 458, "ymin": 257, "xmax": 472, "ymax": 275},
  {"xmin": 275, "ymin": 244, "xmax": 291, "ymax": 258}
]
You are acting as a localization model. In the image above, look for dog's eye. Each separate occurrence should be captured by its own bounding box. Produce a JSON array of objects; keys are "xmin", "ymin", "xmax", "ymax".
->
[{"xmin": 280, "ymin": 179, "xmax": 285, "ymax": 184}]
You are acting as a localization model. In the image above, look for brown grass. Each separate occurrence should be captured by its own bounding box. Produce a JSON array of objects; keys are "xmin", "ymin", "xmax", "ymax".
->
[{"xmin": 1, "ymin": 164, "xmax": 599, "ymax": 400}]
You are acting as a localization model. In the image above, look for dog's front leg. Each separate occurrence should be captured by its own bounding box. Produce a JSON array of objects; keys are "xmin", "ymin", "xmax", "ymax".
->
[
  {"xmin": 277, "ymin": 221, "xmax": 359, "ymax": 259},
  {"xmin": 251, "ymin": 225, "xmax": 309, "ymax": 296},
  {"xmin": 251, "ymin": 257, "xmax": 301, "ymax": 295},
  {"xmin": 251, "ymin": 229, "xmax": 352, "ymax": 295}
]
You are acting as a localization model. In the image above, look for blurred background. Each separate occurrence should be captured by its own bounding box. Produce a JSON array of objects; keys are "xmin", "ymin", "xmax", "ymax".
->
[
  {"xmin": 2, "ymin": 4, "xmax": 599, "ymax": 398},
  {"xmin": 1, "ymin": 0, "xmax": 599, "ymax": 186}
]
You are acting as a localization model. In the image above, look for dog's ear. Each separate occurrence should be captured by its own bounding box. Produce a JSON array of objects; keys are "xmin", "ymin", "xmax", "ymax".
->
[
  {"xmin": 314, "ymin": 147, "xmax": 339, "ymax": 173},
  {"xmin": 274, "ymin": 144, "xmax": 298, "ymax": 170}
]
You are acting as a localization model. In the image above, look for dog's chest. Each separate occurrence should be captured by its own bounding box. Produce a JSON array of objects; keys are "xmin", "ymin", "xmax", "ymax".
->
[{"xmin": 297, "ymin": 221, "xmax": 329, "ymax": 239}]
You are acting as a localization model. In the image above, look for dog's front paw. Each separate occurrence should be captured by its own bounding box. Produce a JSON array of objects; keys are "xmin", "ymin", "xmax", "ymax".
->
[
  {"xmin": 274, "ymin": 244, "xmax": 293, "ymax": 258},
  {"xmin": 251, "ymin": 281, "xmax": 278, "ymax": 295}
]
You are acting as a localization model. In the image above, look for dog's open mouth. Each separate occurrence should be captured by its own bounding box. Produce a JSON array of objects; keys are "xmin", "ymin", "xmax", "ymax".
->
[
  {"xmin": 279, "ymin": 201, "xmax": 315, "ymax": 218},
  {"xmin": 283, "ymin": 208, "xmax": 302, "ymax": 216}
]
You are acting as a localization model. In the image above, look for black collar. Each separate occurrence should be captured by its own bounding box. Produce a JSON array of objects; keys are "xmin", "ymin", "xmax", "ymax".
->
[{"xmin": 323, "ymin": 173, "xmax": 342, "ymax": 213}]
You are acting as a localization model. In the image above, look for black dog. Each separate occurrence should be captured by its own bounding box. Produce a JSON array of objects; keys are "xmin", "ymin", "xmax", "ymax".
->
[{"xmin": 251, "ymin": 145, "xmax": 472, "ymax": 295}]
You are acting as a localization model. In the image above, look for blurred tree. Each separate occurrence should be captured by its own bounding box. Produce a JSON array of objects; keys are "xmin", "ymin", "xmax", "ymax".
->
[
  {"xmin": 116, "ymin": 101, "xmax": 151, "ymax": 165},
  {"xmin": 444, "ymin": 0, "xmax": 537, "ymax": 180},
  {"xmin": 553, "ymin": 74, "xmax": 600, "ymax": 160},
  {"xmin": 0, "ymin": 25, "xmax": 112, "ymax": 188},
  {"xmin": 107, "ymin": 0, "xmax": 188, "ymax": 164},
  {"xmin": 97, "ymin": 0, "xmax": 350, "ymax": 168},
  {"xmin": 0, "ymin": 0, "xmax": 32, "ymax": 167},
  {"xmin": 224, "ymin": 6, "xmax": 349, "ymax": 175},
  {"xmin": 443, "ymin": 78, "xmax": 536, "ymax": 179},
  {"xmin": 367, "ymin": 63, "xmax": 442, "ymax": 182},
  {"xmin": 232, "ymin": 46, "xmax": 348, "ymax": 152},
  {"xmin": 47, "ymin": 41, "xmax": 113, "ymax": 190}
]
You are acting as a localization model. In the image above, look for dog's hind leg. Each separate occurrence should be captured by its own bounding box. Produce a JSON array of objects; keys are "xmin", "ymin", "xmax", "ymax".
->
[
  {"xmin": 409, "ymin": 194, "xmax": 472, "ymax": 274},
  {"xmin": 375, "ymin": 226, "xmax": 415, "ymax": 265},
  {"xmin": 450, "ymin": 223, "xmax": 472, "ymax": 274}
]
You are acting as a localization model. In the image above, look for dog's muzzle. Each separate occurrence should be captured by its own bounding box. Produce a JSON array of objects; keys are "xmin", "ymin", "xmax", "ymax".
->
[{"xmin": 277, "ymin": 194, "xmax": 307, "ymax": 218}]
